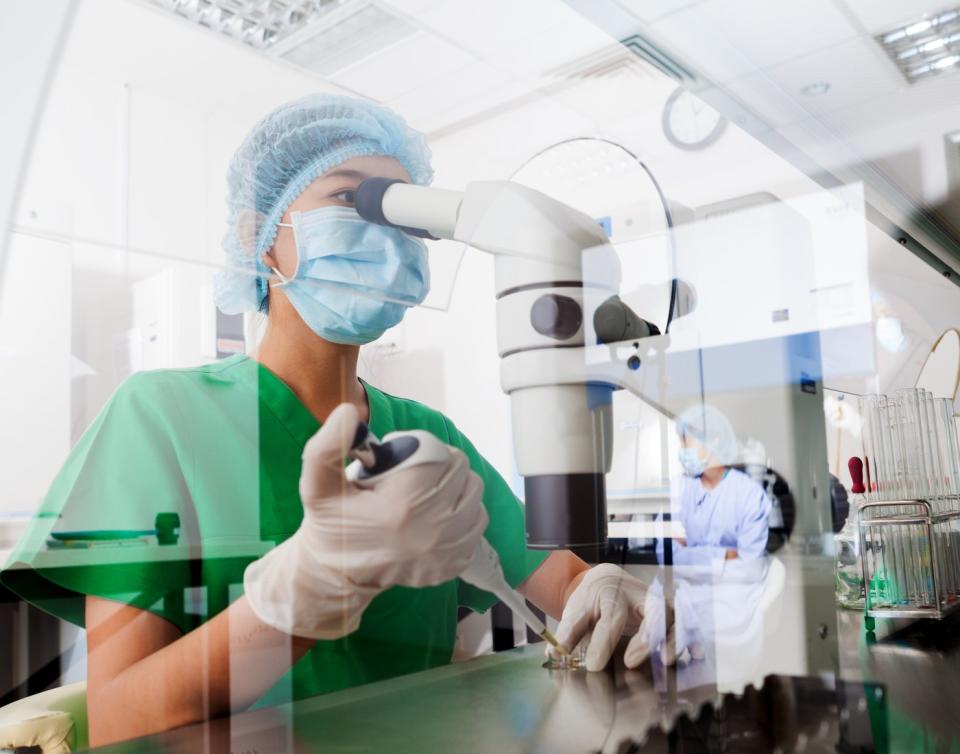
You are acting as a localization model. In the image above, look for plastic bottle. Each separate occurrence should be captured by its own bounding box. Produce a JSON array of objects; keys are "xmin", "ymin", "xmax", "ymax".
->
[{"xmin": 836, "ymin": 457, "xmax": 867, "ymax": 609}]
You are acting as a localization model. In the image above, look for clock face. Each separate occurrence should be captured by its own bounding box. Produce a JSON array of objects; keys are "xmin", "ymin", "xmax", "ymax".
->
[{"xmin": 662, "ymin": 87, "xmax": 727, "ymax": 151}]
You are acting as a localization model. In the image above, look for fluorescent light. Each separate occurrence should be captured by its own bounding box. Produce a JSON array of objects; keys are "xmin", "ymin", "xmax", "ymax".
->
[
  {"xmin": 146, "ymin": 0, "xmax": 349, "ymax": 50},
  {"xmin": 878, "ymin": 6, "xmax": 960, "ymax": 82}
]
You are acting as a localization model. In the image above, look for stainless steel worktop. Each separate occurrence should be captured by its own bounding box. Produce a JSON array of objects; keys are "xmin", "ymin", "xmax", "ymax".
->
[{"xmin": 87, "ymin": 608, "xmax": 960, "ymax": 753}]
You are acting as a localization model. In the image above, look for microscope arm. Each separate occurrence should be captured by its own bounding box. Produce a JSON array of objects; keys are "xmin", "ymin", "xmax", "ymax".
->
[{"xmin": 356, "ymin": 177, "xmax": 665, "ymax": 552}]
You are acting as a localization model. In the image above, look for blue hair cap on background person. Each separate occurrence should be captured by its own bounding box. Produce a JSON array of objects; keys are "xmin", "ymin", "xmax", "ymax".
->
[
  {"xmin": 214, "ymin": 93, "xmax": 433, "ymax": 315},
  {"xmin": 676, "ymin": 404, "xmax": 739, "ymax": 465}
]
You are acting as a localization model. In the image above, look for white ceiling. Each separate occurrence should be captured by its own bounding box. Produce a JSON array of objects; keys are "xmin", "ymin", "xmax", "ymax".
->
[
  {"xmin": 62, "ymin": 0, "xmax": 960, "ymax": 255},
  {"xmin": 572, "ymin": 0, "xmax": 960, "ymax": 253}
]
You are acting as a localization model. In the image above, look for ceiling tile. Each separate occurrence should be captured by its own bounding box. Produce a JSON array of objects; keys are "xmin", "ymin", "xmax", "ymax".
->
[
  {"xmin": 814, "ymin": 77, "xmax": 960, "ymax": 135},
  {"xmin": 614, "ymin": 0, "xmax": 704, "ymax": 24},
  {"xmin": 417, "ymin": 0, "xmax": 567, "ymax": 56},
  {"xmin": 759, "ymin": 37, "xmax": 903, "ymax": 119},
  {"xmin": 493, "ymin": 13, "xmax": 614, "ymax": 79},
  {"xmin": 694, "ymin": 0, "xmax": 859, "ymax": 71},
  {"xmin": 377, "ymin": 0, "xmax": 445, "ymax": 17},
  {"xmin": 648, "ymin": 7, "xmax": 755, "ymax": 82},
  {"xmin": 330, "ymin": 31, "xmax": 477, "ymax": 101},
  {"xmin": 389, "ymin": 60, "xmax": 524, "ymax": 122},
  {"xmin": 407, "ymin": 79, "xmax": 533, "ymax": 133},
  {"xmin": 720, "ymin": 72, "xmax": 812, "ymax": 128}
]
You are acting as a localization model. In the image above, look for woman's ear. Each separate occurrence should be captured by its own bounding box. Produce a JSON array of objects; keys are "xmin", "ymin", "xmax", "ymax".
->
[{"xmin": 261, "ymin": 249, "xmax": 277, "ymax": 272}]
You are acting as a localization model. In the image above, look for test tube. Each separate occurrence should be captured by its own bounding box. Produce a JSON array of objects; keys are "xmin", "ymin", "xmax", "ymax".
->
[
  {"xmin": 935, "ymin": 397, "xmax": 960, "ymax": 602},
  {"xmin": 950, "ymin": 517, "xmax": 960, "ymax": 605},
  {"xmin": 863, "ymin": 521, "xmax": 880, "ymax": 608},
  {"xmin": 859, "ymin": 395, "xmax": 881, "ymax": 501},
  {"xmin": 876, "ymin": 396, "xmax": 898, "ymax": 501},
  {"xmin": 882, "ymin": 395, "xmax": 913, "ymax": 602},
  {"xmin": 920, "ymin": 390, "xmax": 944, "ymax": 510},
  {"xmin": 920, "ymin": 520, "xmax": 935, "ymax": 607},
  {"xmin": 895, "ymin": 389, "xmax": 927, "ymax": 500},
  {"xmin": 936, "ymin": 518, "xmax": 957, "ymax": 605},
  {"xmin": 936, "ymin": 398, "xmax": 960, "ymax": 512}
]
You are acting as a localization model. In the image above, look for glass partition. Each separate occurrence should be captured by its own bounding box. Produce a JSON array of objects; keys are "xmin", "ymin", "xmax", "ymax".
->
[{"xmin": 2, "ymin": 1, "xmax": 960, "ymax": 751}]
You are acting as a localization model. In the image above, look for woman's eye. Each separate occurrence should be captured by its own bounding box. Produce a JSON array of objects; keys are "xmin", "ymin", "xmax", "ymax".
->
[{"xmin": 332, "ymin": 189, "xmax": 356, "ymax": 205}]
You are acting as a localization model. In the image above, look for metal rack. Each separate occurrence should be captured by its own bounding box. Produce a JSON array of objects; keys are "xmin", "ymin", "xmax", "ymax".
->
[{"xmin": 858, "ymin": 500, "xmax": 960, "ymax": 619}]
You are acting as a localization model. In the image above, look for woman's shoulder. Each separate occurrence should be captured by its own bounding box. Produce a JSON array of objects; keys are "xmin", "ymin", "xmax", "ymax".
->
[
  {"xmin": 110, "ymin": 355, "xmax": 255, "ymax": 411},
  {"xmin": 362, "ymin": 382, "xmax": 454, "ymax": 440},
  {"xmin": 724, "ymin": 468, "xmax": 771, "ymax": 507},
  {"xmin": 725, "ymin": 467, "xmax": 755, "ymax": 485}
]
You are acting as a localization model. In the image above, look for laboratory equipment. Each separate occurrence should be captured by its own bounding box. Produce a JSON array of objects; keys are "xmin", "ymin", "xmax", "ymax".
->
[
  {"xmin": 355, "ymin": 177, "xmax": 662, "ymax": 552},
  {"xmin": 855, "ymin": 388, "xmax": 960, "ymax": 619},
  {"xmin": 346, "ymin": 424, "xmax": 567, "ymax": 655},
  {"xmin": 835, "ymin": 457, "xmax": 866, "ymax": 609},
  {"xmin": 354, "ymin": 175, "xmax": 839, "ymax": 681}
]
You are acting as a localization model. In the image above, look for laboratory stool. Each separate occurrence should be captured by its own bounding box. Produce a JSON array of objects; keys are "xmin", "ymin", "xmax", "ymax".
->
[{"xmin": 0, "ymin": 682, "xmax": 87, "ymax": 754}]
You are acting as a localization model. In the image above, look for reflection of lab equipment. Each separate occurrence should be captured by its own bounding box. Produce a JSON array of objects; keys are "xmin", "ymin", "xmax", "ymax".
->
[{"xmin": 345, "ymin": 425, "xmax": 566, "ymax": 655}]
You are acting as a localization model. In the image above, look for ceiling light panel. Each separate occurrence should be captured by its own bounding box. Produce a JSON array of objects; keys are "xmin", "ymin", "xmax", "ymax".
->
[
  {"xmin": 272, "ymin": 3, "xmax": 417, "ymax": 77},
  {"xmin": 878, "ymin": 6, "xmax": 960, "ymax": 81},
  {"xmin": 146, "ymin": 0, "xmax": 348, "ymax": 50}
]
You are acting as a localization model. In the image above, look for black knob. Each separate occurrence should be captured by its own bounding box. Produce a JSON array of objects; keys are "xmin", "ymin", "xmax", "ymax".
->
[
  {"xmin": 155, "ymin": 512, "xmax": 181, "ymax": 546},
  {"xmin": 530, "ymin": 294, "xmax": 582, "ymax": 340}
]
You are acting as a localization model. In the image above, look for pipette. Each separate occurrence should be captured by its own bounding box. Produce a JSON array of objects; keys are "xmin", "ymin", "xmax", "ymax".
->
[{"xmin": 347, "ymin": 424, "xmax": 567, "ymax": 655}]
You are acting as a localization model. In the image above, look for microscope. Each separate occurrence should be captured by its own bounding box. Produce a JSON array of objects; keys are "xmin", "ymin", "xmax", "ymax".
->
[{"xmin": 357, "ymin": 178, "xmax": 672, "ymax": 555}]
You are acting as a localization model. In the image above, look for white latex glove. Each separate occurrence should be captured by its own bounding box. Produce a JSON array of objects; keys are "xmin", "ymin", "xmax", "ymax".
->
[
  {"xmin": 546, "ymin": 563, "xmax": 677, "ymax": 671},
  {"xmin": 244, "ymin": 403, "xmax": 489, "ymax": 640}
]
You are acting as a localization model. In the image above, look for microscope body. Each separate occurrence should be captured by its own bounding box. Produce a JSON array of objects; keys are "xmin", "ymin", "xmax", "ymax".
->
[{"xmin": 359, "ymin": 179, "xmax": 640, "ymax": 553}]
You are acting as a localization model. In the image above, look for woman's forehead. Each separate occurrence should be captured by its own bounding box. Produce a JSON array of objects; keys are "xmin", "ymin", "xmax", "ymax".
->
[{"xmin": 318, "ymin": 155, "xmax": 410, "ymax": 182}]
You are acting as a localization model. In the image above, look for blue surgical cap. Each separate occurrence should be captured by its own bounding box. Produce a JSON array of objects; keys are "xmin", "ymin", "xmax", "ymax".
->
[
  {"xmin": 214, "ymin": 93, "xmax": 433, "ymax": 314},
  {"xmin": 676, "ymin": 404, "xmax": 739, "ymax": 465}
]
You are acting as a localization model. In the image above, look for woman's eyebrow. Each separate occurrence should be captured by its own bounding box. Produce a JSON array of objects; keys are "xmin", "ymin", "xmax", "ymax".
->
[{"xmin": 320, "ymin": 168, "xmax": 371, "ymax": 182}]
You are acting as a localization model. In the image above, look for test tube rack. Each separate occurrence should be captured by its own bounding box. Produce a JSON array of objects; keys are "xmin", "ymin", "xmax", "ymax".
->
[{"xmin": 858, "ymin": 500, "xmax": 960, "ymax": 620}]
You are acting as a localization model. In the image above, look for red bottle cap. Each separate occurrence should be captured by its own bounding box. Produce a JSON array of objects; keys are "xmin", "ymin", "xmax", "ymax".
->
[{"xmin": 848, "ymin": 457, "xmax": 865, "ymax": 494}]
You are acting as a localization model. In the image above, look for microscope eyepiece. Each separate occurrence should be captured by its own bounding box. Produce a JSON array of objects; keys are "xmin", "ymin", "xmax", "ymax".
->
[{"xmin": 355, "ymin": 177, "xmax": 439, "ymax": 239}]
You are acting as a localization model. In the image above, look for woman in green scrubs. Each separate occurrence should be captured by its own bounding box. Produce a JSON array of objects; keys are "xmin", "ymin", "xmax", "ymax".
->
[
  {"xmin": 4, "ymin": 95, "xmax": 668, "ymax": 745},
  {"xmin": 4, "ymin": 94, "xmax": 601, "ymax": 746}
]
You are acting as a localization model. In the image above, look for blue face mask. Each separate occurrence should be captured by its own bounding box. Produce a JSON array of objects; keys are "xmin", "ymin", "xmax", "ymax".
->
[
  {"xmin": 678, "ymin": 447, "xmax": 708, "ymax": 477},
  {"xmin": 272, "ymin": 206, "xmax": 429, "ymax": 345}
]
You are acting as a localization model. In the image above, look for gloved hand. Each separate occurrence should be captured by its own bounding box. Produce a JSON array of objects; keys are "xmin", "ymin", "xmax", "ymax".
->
[
  {"xmin": 244, "ymin": 403, "xmax": 489, "ymax": 640},
  {"xmin": 546, "ymin": 563, "xmax": 677, "ymax": 671}
]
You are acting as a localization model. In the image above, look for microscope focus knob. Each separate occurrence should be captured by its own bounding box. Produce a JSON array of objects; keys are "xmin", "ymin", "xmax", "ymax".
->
[{"xmin": 530, "ymin": 293, "xmax": 582, "ymax": 340}]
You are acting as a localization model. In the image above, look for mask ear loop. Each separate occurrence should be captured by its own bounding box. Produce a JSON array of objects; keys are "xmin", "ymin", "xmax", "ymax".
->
[{"xmin": 270, "ymin": 219, "xmax": 297, "ymax": 287}]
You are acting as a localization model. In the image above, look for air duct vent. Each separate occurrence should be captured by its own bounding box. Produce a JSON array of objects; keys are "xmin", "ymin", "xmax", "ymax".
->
[
  {"xmin": 619, "ymin": 34, "xmax": 695, "ymax": 83},
  {"xmin": 269, "ymin": 2, "xmax": 417, "ymax": 77},
  {"xmin": 548, "ymin": 43, "xmax": 661, "ymax": 81}
]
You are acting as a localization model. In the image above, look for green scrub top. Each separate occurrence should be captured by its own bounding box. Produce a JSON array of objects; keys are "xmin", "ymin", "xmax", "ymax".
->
[{"xmin": 2, "ymin": 354, "xmax": 549, "ymax": 703}]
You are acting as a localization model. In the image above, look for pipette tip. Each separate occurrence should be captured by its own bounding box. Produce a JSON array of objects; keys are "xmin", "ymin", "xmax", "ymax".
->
[{"xmin": 540, "ymin": 629, "xmax": 569, "ymax": 656}]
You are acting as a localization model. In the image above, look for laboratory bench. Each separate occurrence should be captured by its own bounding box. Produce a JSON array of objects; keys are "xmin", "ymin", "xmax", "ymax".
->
[{"xmin": 85, "ymin": 607, "xmax": 960, "ymax": 754}]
